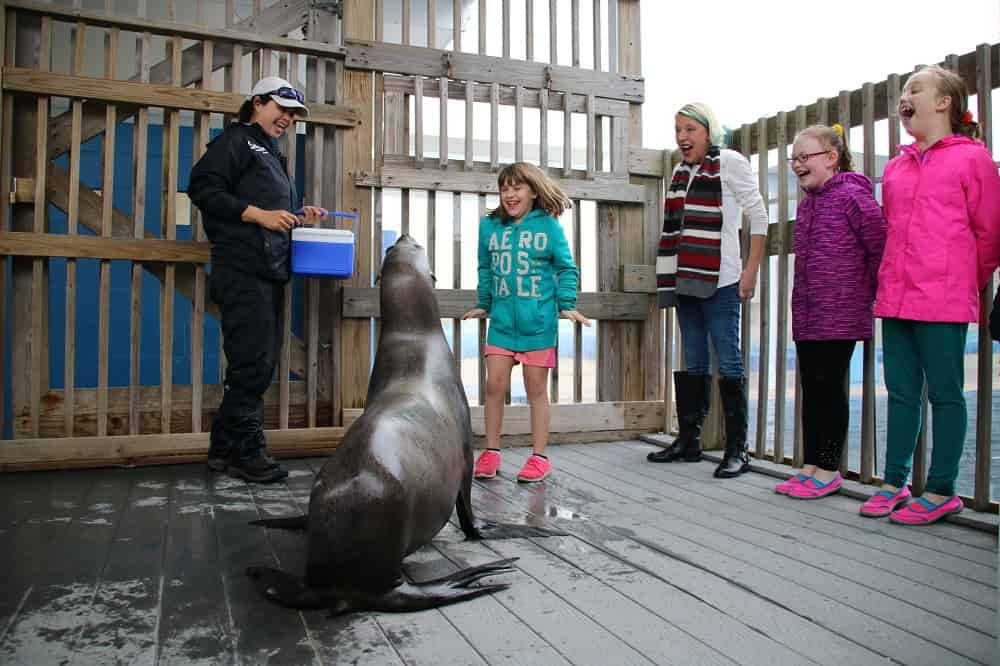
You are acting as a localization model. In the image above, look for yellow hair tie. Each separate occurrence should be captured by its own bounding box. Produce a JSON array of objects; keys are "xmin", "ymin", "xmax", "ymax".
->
[{"xmin": 831, "ymin": 123, "xmax": 845, "ymax": 137}]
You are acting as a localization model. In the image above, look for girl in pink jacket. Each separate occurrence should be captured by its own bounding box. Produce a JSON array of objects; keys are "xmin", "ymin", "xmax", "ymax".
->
[{"xmin": 860, "ymin": 65, "xmax": 1000, "ymax": 525}]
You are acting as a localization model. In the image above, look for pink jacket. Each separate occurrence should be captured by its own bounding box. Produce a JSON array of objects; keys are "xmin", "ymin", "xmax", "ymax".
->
[{"xmin": 875, "ymin": 135, "xmax": 1000, "ymax": 322}]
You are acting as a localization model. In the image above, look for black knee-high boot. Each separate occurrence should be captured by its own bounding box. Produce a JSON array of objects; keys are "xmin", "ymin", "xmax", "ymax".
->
[
  {"xmin": 648, "ymin": 372, "xmax": 709, "ymax": 463},
  {"xmin": 714, "ymin": 375, "xmax": 750, "ymax": 478}
]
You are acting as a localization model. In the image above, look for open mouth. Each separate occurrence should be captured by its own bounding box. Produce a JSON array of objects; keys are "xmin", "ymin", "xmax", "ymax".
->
[
  {"xmin": 898, "ymin": 103, "xmax": 915, "ymax": 119},
  {"xmin": 678, "ymin": 142, "xmax": 693, "ymax": 152}
]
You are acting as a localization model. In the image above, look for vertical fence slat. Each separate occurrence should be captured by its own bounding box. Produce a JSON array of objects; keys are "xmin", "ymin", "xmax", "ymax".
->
[
  {"xmin": 489, "ymin": 82, "xmax": 499, "ymax": 170},
  {"xmin": 478, "ymin": 0, "xmax": 486, "ymax": 54},
  {"xmin": 0, "ymin": 9, "xmax": 8, "ymax": 438},
  {"xmin": 130, "ymin": 28, "xmax": 150, "ymax": 435},
  {"xmin": 64, "ymin": 20, "xmax": 87, "ymax": 436},
  {"xmin": 607, "ymin": 0, "xmax": 617, "ymax": 74},
  {"xmin": 754, "ymin": 117, "xmax": 770, "ymax": 458},
  {"xmin": 427, "ymin": 0, "xmax": 435, "ymax": 49},
  {"xmin": 414, "ymin": 76, "xmax": 423, "ymax": 164},
  {"xmin": 860, "ymin": 81, "xmax": 877, "ymax": 483},
  {"xmin": 477, "ymin": 194, "xmax": 487, "ymax": 404},
  {"xmin": 159, "ymin": 33, "xmax": 179, "ymax": 434},
  {"xmin": 279, "ymin": 51, "xmax": 299, "ymax": 429},
  {"xmin": 453, "ymin": 0, "xmax": 461, "ymax": 51},
  {"xmin": 738, "ymin": 124, "xmax": 752, "ymax": 383},
  {"xmin": 452, "ymin": 192, "xmax": 462, "ymax": 372},
  {"xmin": 525, "ymin": 0, "xmax": 533, "ymax": 61},
  {"xmin": 773, "ymin": 111, "xmax": 789, "ymax": 463},
  {"xmin": 307, "ymin": 59, "xmax": 327, "ymax": 428},
  {"xmin": 585, "ymin": 94, "xmax": 595, "ymax": 178},
  {"xmin": 662, "ymin": 150, "xmax": 675, "ymax": 433},
  {"xmin": 464, "ymin": 80, "xmax": 474, "ymax": 168},
  {"xmin": 791, "ymin": 109, "xmax": 805, "ymax": 468},
  {"xmin": 439, "ymin": 76, "xmax": 448, "ymax": 168},
  {"xmin": 592, "ymin": 0, "xmax": 601, "ymax": 71},
  {"xmin": 514, "ymin": 84, "xmax": 524, "ymax": 162},
  {"xmin": 548, "ymin": 0, "xmax": 557, "ymax": 64},
  {"xmin": 973, "ymin": 43, "xmax": 993, "ymax": 510},
  {"xmin": 836, "ymin": 89, "xmax": 851, "ymax": 473},
  {"xmin": 402, "ymin": 0, "xmax": 410, "ymax": 45},
  {"xmin": 562, "ymin": 92, "xmax": 572, "ymax": 177},
  {"xmin": 571, "ymin": 0, "xmax": 580, "ymax": 67},
  {"xmin": 501, "ymin": 0, "xmax": 510, "ymax": 59},
  {"xmin": 539, "ymin": 88, "xmax": 548, "ymax": 168},
  {"xmin": 573, "ymin": 199, "xmax": 582, "ymax": 402},
  {"xmin": 190, "ymin": 40, "xmax": 212, "ymax": 434},
  {"xmin": 376, "ymin": 0, "xmax": 384, "ymax": 41},
  {"xmin": 97, "ymin": 22, "xmax": 119, "ymax": 437},
  {"xmin": 426, "ymin": 191, "xmax": 436, "ymax": 269}
]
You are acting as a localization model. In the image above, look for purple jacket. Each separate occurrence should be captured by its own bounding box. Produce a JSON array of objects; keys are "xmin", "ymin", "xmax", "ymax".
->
[{"xmin": 792, "ymin": 172, "xmax": 887, "ymax": 341}]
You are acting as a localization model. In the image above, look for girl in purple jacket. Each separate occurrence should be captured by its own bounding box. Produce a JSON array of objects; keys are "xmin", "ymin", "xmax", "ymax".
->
[
  {"xmin": 860, "ymin": 66, "xmax": 1000, "ymax": 525},
  {"xmin": 775, "ymin": 125, "xmax": 887, "ymax": 499}
]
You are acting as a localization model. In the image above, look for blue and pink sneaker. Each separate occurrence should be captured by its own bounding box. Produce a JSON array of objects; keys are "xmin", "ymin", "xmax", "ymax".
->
[
  {"xmin": 890, "ymin": 495, "xmax": 963, "ymax": 526},
  {"xmin": 788, "ymin": 473, "xmax": 842, "ymax": 500},
  {"xmin": 859, "ymin": 486, "xmax": 912, "ymax": 517},
  {"xmin": 774, "ymin": 474, "xmax": 810, "ymax": 495}
]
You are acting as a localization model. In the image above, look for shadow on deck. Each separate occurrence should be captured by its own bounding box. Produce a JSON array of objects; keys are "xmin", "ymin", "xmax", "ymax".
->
[{"xmin": 1, "ymin": 441, "xmax": 997, "ymax": 665}]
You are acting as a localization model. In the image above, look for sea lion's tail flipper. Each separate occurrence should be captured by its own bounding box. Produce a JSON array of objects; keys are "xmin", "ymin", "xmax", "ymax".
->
[
  {"xmin": 246, "ymin": 566, "xmax": 334, "ymax": 610},
  {"xmin": 472, "ymin": 520, "xmax": 568, "ymax": 539},
  {"xmin": 247, "ymin": 514, "xmax": 309, "ymax": 530},
  {"xmin": 348, "ymin": 558, "xmax": 516, "ymax": 614}
]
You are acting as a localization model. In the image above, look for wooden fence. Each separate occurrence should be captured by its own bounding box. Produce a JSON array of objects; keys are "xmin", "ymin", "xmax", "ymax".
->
[{"xmin": 0, "ymin": 0, "xmax": 670, "ymax": 470}]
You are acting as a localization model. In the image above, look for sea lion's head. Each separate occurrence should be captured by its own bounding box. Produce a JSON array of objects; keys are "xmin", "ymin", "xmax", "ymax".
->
[{"xmin": 379, "ymin": 234, "xmax": 440, "ymax": 328}]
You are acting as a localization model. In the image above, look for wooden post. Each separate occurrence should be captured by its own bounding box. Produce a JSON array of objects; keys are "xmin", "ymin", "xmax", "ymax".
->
[
  {"xmin": 130, "ymin": 25, "xmax": 151, "ymax": 435},
  {"xmin": 160, "ymin": 33, "xmax": 181, "ymax": 434},
  {"xmin": 773, "ymin": 111, "xmax": 789, "ymax": 463},
  {"xmin": 0, "ymin": 10, "xmax": 12, "ymax": 439},
  {"xmin": 860, "ymin": 81, "xmax": 877, "ymax": 483},
  {"xmin": 791, "ymin": 108, "xmax": 805, "ymax": 468},
  {"xmin": 753, "ymin": 116, "xmax": 771, "ymax": 458}
]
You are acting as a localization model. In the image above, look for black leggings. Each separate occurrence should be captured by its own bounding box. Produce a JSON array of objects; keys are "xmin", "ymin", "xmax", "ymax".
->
[{"xmin": 795, "ymin": 340, "xmax": 856, "ymax": 471}]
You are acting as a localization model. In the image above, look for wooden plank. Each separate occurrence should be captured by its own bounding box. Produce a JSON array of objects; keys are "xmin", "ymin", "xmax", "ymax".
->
[
  {"xmin": 2, "ymin": 68, "xmax": 360, "ymax": 127},
  {"xmin": 628, "ymin": 146, "xmax": 664, "ymax": 176},
  {"xmin": 426, "ymin": 0, "xmax": 435, "ymax": 48},
  {"xmin": 859, "ymin": 82, "xmax": 877, "ymax": 482},
  {"xmin": 0, "ymin": 232, "xmax": 210, "ymax": 262},
  {"xmin": 382, "ymin": 75, "xmax": 630, "ymax": 117},
  {"xmin": 974, "ymin": 43, "xmax": 993, "ymax": 511},
  {"xmin": 306, "ymin": 57, "xmax": 327, "ymax": 428},
  {"xmin": 340, "ymin": 0, "xmax": 376, "ymax": 413},
  {"xmin": 477, "ymin": 194, "xmax": 487, "ymax": 404},
  {"xmin": 130, "ymin": 28, "xmax": 150, "ymax": 436},
  {"xmin": 5, "ymin": 0, "xmax": 326, "ymax": 58},
  {"xmin": 452, "ymin": 192, "xmax": 462, "ymax": 371},
  {"xmin": 773, "ymin": 111, "xmax": 789, "ymax": 463},
  {"xmin": 562, "ymin": 92, "xmax": 572, "ymax": 176},
  {"xmin": 539, "ymin": 87, "xmax": 548, "ymax": 167},
  {"xmin": 359, "ymin": 163, "xmax": 645, "ymax": 202},
  {"xmin": 402, "ymin": 0, "xmax": 410, "ymax": 45},
  {"xmin": 592, "ymin": 0, "xmax": 602, "ymax": 70},
  {"xmin": 0, "ymin": 427, "xmax": 347, "ymax": 466},
  {"xmin": 478, "ymin": 0, "xmax": 486, "ymax": 54},
  {"xmin": 525, "ymin": 0, "xmax": 533, "ymax": 60},
  {"xmin": 190, "ymin": 40, "xmax": 212, "ymax": 434},
  {"xmin": 464, "ymin": 79, "xmax": 474, "ymax": 168},
  {"xmin": 439, "ymin": 76, "xmax": 448, "ymax": 168},
  {"xmin": 342, "ymin": 287, "xmax": 650, "ymax": 320},
  {"xmin": 489, "ymin": 81, "xmax": 499, "ymax": 170},
  {"xmin": 453, "ymin": 0, "xmax": 462, "ymax": 51},
  {"xmin": 514, "ymin": 84, "xmax": 524, "ymax": 162},
  {"xmin": 414, "ymin": 75, "xmax": 423, "ymax": 163},
  {"xmin": 343, "ymin": 41, "xmax": 645, "ymax": 102},
  {"xmin": 755, "ymin": 116, "xmax": 771, "ymax": 458},
  {"xmin": 585, "ymin": 94, "xmax": 595, "ymax": 178},
  {"xmin": 0, "ymin": 15, "xmax": 9, "ymax": 440},
  {"xmin": 501, "ymin": 0, "xmax": 510, "ymax": 58},
  {"xmin": 549, "ymin": 0, "xmax": 557, "ymax": 63},
  {"xmin": 573, "ymin": 199, "xmax": 582, "ymax": 402},
  {"xmin": 836, "ymin": 89, "xmax": 851, "ymax": 471},
  {"xmin": 620, "ymin": 264, "xmax": 655, "ymax": 293},
  {"xmin": 791, "ymin": 110, "xmax": 805, "ymax": 467},
  {"xmin": 571, "ymin": 0, "xmax": 580, "ymax": 66}
]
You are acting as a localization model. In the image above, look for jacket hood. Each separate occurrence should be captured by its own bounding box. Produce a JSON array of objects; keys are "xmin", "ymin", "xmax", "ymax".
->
[
  {"xmin": 496, "ymin": 207, "xmax": 549, "ymax": 226},
  {"xmin": 811, "ymin": 171, "xmax": 873, "ymax": 195},
  {"xmin": 898, "ymin": 133, "xmax": 979, "ymax": 158}
]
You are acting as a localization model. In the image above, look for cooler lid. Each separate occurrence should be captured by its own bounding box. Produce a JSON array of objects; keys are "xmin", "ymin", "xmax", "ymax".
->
[{"xmin": 292, "ymin": 227, "xmax": 355, "ymax": 242}]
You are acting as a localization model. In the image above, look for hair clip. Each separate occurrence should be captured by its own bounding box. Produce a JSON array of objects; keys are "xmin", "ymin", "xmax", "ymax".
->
[
  {"xmin": 831, "ymin": 123, "xmax": 845, "ymax": 138},
  {"xmin": 961, "ymin": 110, "xmax": 974, "ymax": 124}
]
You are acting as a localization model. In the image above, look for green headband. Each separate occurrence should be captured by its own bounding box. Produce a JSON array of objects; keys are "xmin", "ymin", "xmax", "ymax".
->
[{"xmin": 679, "ymin": 108, "xmax": 711, "ymax": 132}]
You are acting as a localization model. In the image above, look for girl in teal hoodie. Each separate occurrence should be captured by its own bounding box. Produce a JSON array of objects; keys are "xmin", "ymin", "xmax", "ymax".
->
[{"xmin": 463, "ymin": 163, "xmax": 590, "ymax": 483}]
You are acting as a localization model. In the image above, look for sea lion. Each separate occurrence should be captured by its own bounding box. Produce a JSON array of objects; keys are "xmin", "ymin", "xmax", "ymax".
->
[{"xmin": 246, "ymin": 234, "xmax": 561, "ymax": 614}]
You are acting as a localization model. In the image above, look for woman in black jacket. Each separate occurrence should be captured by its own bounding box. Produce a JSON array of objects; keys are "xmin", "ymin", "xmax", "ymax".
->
[{"xmin": 188, "ymin": 76, "xmax": 324, "ymax": 483}]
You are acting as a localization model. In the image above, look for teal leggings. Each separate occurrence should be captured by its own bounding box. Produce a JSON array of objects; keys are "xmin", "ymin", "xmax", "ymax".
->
[{"xmin": 882, "ymin": 318, "xmax": 968, "ymax": 496}]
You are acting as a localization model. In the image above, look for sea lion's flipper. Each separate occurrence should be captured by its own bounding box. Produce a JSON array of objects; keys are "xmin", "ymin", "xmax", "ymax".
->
[
  {"xmin": 339, "ymin": 559, "xmax": 515, "ymax": 614},
  {"xmin": 247, "ymin": 514, "xmax": 309, "ymax": 530},
  {"xmin": 246, "ymin": 566, "xmax": 335, "ymax": 610},
  {"xmin": 455, "ymin": 483, "xmax": 480, "ymax": 538},
  {"xmin": 473, "ymin": 520, "xmax": 568, "ymax": 539}
]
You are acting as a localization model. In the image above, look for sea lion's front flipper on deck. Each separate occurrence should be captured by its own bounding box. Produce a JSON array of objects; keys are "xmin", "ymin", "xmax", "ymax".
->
[
  {"xmin": 473, "ymin": 520, "xmax": 568, "ymax": 539},
  {"xmin": 246, "ymin": 566, "xmax": 335, "ymax": 610},
  {"xmin": 248, "ymin": 514, "xmax": 309, "ymax": 530}
]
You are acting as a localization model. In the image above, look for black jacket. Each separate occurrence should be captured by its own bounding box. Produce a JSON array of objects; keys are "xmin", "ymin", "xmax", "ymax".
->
[{"xmin": 188, "ymin": 122, "xmax": 298, "ymax": 283}]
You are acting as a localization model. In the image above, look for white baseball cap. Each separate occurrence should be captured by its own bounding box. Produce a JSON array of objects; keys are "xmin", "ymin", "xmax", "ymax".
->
[{"xmin": 249, "ymin": 76, "xmax": 309, "ymax": 117}]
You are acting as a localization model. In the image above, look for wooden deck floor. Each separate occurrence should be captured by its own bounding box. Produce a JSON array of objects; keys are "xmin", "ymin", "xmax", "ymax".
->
[{"xmin": 1, "ymin": 440, "xmax": 997, "ymax": 665}]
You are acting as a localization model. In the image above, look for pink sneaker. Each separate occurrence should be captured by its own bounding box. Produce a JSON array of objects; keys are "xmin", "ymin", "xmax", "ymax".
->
[
  {"xmin": 774, "ymin": 474, "xmax": 810, "ymax": 495},
  {"xmin": 788, "ymin": 473, "xmax": 842, "ymax": 500},
  {"xmin": 474, "ymin": 449, "xmax": 501, "ymax": 479},
  {"xmin": 890, "ymin": 495, "xmax": 963, "ymax": 526},
  {"xmin": 859, "ymin": 486, "xmax": 912, "ymax": 517},
  {"xmin": 516, "ymin": 455, "xmax": 552, "ymax": 483}
]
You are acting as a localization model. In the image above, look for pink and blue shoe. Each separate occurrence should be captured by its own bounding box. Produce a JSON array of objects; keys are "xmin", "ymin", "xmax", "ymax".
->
[
  {"xmin": 889, "ymin": 495, "xmax": 963, "ymax": 526},
  {"xmin": 774, "ymin": 474, "xmax": 810, "ymax": 495},
  {"xmin": 859, "ymin": 486, "xmax": 912, "ymax": 517},
  {"xmin": 787, "ymin": 473, "xmax": 842, "ymax": 500}
]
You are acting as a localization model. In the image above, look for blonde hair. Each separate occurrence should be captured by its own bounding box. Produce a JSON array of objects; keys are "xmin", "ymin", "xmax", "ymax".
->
[
  {"xmin": 677, "ymin": 102, "xmax": 725, "ymax": 147},
  {"xmin": 795, "ymin": 124, "xmax": 854, "ymax": 173},
  {"xmin": 914, "ymin": 64, "xmax": 980, "ymax": 140},
  {"xmin": 489, "ymin": 162, "xmax": 572, "ymax": 220}
]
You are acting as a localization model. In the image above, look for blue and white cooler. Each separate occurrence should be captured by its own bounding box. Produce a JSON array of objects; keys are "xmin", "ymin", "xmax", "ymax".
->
[{"xmin": 290, "ymin": 211, "xmax": 357, "ymax": 279}]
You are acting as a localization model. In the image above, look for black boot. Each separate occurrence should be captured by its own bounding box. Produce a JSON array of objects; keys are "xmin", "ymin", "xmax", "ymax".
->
[
  {"xmin": 207, "ymin": 417, "xmax": 231, "ymax": 472},
  {"xmin": 714, "ymin": 375, "xmax": 750, "ymax": 478},
  {"xmin": 648, "ymin": 372, "xmax": 709, "ymax": 463}
]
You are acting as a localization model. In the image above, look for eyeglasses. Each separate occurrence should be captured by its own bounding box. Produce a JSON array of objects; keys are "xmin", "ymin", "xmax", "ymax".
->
[
  {"xmin": 788, "ymin": 150, "xmax": 830, "ymax": 165},
  {"xmin": 266, "ymin": 86, "xmax": 305, "ymax": 104}
]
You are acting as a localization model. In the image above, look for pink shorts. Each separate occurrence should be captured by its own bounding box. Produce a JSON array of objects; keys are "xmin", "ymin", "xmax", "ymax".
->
[{"xmin": 484, "ymin": 345, "xmax": 556, "ymax": 368}]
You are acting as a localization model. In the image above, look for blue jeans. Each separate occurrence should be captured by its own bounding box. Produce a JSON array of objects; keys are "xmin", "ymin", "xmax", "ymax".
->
[{"xmin": 676, "ymin": 283, "xmax": 744, "ymax": 378}]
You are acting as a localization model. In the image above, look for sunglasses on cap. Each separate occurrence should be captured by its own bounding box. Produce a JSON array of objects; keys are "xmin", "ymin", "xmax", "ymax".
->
[{"xmin": 265, "ymin": 86, "xmax": 305, "ymax": 104}]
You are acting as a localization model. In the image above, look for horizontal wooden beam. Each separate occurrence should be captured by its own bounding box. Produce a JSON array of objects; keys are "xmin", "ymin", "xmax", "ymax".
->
[
  {"xmin": 345, "ymin": 400, "xmax": 664, "ymax": 436},
  {"xmin": 0, "ymin": 231, "xmax": 211, "ymax": 263},
  {"xmin": 629, "ymin": 146, "xmax": 667, "ymax": 177},
  {"xmin": 0, "ymin": 427, "xmax": 345, "ymax": 469},
  {"xmin": 346, "ymin": 40, "xmax": 644, "ymax": 103},
  {"xmin": 3, "ymin": 68, "xmax": 360, "ymax": 127},
  {"xmin": 357, "ymin": 159, "xmax": 646, "ymax": 203},
  {"xmin": 4, "ymin": 0, "xmax": 334, "ymax": 59},
  {"xmin": 383, "ymin": 75, "xmax": 630, "ymax": 117},
  {"xmin": 342, "ymin": 288, "xmax": 651, "ymax": 320}
]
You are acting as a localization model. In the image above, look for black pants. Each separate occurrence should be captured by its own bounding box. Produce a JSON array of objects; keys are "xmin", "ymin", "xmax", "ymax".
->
[
  {"xmin": 795, "ymin": 340, "xmax": 856, "ymax": 471},
  {"xmin": 209, "ymin": 264, "xmax": 284, "ymax": 460}
]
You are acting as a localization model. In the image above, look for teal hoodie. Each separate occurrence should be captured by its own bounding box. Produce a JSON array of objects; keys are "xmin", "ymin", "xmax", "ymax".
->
[{"xmin": 475, "ymin": 208, "xmax": 579, "ymax": 351}]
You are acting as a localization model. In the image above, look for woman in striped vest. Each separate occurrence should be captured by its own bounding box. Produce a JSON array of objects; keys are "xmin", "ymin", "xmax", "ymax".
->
[{"xmin": 647, "ymin": 103, "xmax": 769, "ymax": 479}]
